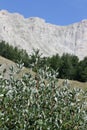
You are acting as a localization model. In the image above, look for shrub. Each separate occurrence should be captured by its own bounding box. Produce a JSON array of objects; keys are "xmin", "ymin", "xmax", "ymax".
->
[{"xmin": 0, "ymin": 64, "xmax": 87, "ymax": 129}]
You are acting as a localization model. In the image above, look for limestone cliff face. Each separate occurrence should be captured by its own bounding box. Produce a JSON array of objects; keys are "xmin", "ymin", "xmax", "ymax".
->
[{"xmin": 0, "ymin": 10, "xmax": 87, "ymax": 59}]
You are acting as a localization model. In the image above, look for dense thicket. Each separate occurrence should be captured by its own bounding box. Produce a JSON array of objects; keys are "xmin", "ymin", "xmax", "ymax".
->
[
  {"xmin": 0, "ymin": 41, "xmax": 29, "ymax": 67},
  {"xmin": 0, "ymin": 63, "xmax": 87, "ymax": 129},
  {"xmin": 47, "ymin": 54, "xmax": 87, "ymax": 82},
  {"xmin": 0, "ymin": 41, "xmax": 87, "ymax": 82}
]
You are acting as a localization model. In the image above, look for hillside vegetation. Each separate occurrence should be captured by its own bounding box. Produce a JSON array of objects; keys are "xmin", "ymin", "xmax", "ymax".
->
[
  {"xmin": 0, "ymin": 60, "xmax": 87, "ymax": 129},
  {"xmin": 0, "ymin": 55, "xmax": 87, "ymax": 90},
  {"xmin": 0, "ymin": 41, "xmax": 87, "ymax": 82},
  {"xmin": 0, "ymin": 42, "xmax": 87, "ymax": 129}
]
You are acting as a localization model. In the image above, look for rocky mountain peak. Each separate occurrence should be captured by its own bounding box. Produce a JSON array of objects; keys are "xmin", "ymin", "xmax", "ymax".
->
[{"xmin": 0, "ymin": 10, "xmax": 87, "ymax": 60}]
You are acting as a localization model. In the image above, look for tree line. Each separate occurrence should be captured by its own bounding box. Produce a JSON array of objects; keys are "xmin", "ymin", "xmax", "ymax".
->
[{"xmin": 0, "ymin": 41, "xmax": 87, "ymax": 82}]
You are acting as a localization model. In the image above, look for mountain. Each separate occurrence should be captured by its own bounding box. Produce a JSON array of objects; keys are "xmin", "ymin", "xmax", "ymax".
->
[{"xmin": 0, "ymin": 10, "xmax": 87, "ymax": 60}]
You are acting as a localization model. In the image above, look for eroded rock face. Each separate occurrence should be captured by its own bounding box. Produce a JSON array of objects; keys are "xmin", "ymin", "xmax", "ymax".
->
[{"xmin": 0, "ymin": 10, "xmax": 87, "ymax": 59}]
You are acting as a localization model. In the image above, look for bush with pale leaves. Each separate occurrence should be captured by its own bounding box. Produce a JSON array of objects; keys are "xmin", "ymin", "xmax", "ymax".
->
[{"xmin": 0, "ymin": 65, "xmax": 87, "ymax": 130}]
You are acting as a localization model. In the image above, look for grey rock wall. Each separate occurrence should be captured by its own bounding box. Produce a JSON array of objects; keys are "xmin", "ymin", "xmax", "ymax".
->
[{"xmin": 0, "ymin": 10, "xmax": 87, "ymax": 60}]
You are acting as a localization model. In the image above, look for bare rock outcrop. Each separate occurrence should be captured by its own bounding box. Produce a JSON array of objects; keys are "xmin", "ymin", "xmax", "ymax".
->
[{"xmin": 0, "ymin": 10, "xmax": 87, "ymax": 59}]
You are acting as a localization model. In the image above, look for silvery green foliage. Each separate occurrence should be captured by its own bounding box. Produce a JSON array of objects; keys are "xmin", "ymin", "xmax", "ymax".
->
[{"xmin": 0, "ymin": 64, "xmax": 87, "ymax": 130}]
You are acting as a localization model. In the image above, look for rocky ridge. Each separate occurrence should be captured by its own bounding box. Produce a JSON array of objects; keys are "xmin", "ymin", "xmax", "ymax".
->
[{"xmin": 0, "ymin": 10, "xmax": 87, "ymax": 59}]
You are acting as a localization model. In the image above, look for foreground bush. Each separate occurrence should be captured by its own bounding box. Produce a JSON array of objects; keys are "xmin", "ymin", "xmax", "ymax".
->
[{"xmin": 0, "ymin": 65, "xmax": 87, "ymax": 130}]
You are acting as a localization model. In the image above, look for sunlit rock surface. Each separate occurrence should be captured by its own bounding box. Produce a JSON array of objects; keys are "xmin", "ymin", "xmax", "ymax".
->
[{"xmin": 0, "ymin": 10, "xmax": 87, "ymax": 59}]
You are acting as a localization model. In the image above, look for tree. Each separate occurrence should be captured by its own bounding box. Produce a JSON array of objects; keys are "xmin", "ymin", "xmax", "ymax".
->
[
  {"xmin": 58, "ymin": 53, "xmax": 72, "ymax": 79},
  {"xmin": 77, "ymin": 57, "xmax": 87, "ymax": 82},
  {"xmin": 47, "ymin": 54, "xmax": 61, "ymax": 70}
]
